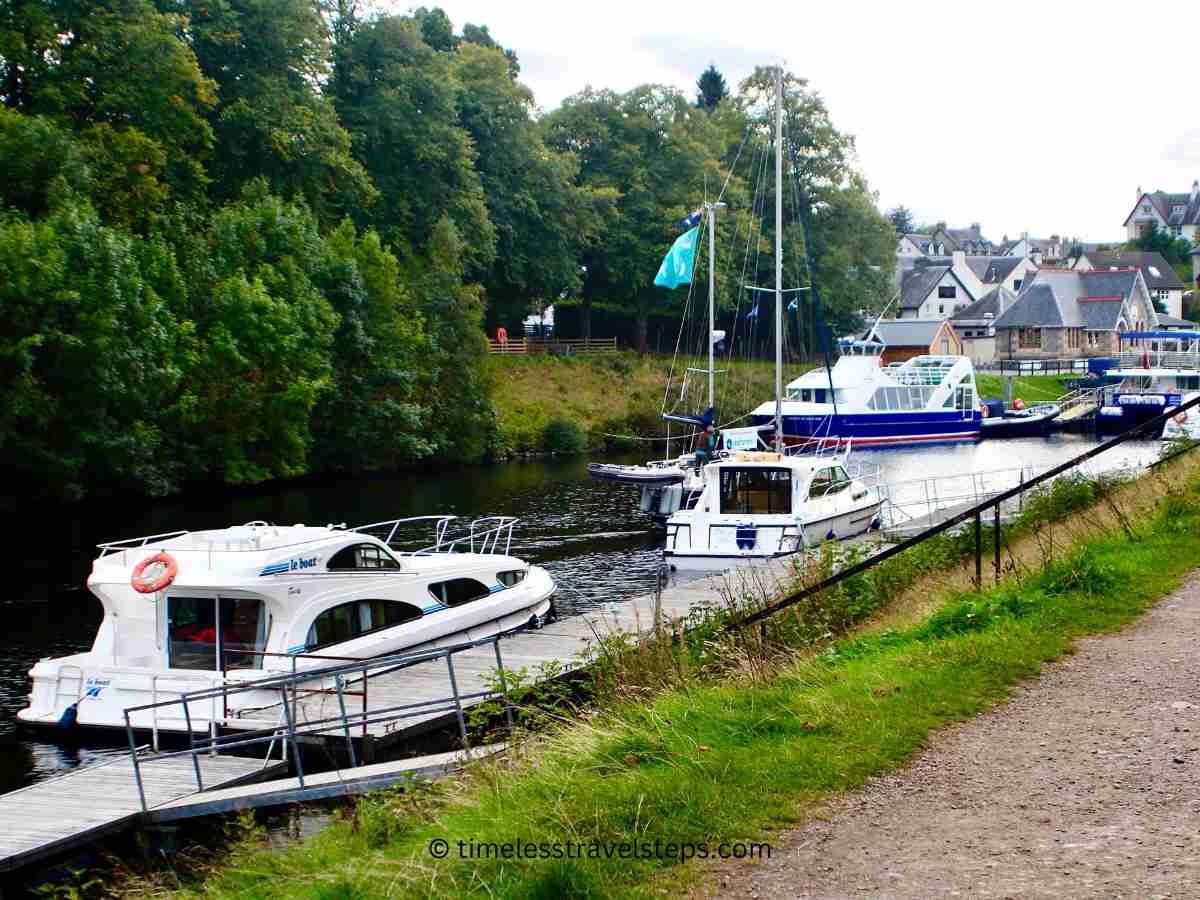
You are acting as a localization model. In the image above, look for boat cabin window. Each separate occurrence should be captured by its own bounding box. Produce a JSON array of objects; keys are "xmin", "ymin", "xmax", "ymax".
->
[
  {"xmin": 810, "ymin": 465, "xmax": 851, "ymax": 498},
  {"xmin": 429, "ymin": 578, "xmax": 492, "ymax": 607},
  {"xmin": 1178, "ymin": 376, "xmax": 1200, "ymax": 391},
  {"xmin": 327, "ymin": 543, "xmax": 401, "ymax": 571},
  {"xmin": 497, "ymin": 569, "xmax": 526, "ymax": 587},
  {"xmin": 720, "ymin": 468, "xmax": 792, "ymax": 515},
  {"xmin": 168, "ymin": 595, "xmax": 268, "ymax": 671},
  {"xmin": 305, "ymin": 599, "xmax": 424, "ymax": 650}
]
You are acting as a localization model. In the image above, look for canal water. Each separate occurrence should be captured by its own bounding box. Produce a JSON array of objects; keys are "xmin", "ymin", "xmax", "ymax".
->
[{"xmin": 0, "ymin": 433, "xmax": 1163, "ymax": 794}]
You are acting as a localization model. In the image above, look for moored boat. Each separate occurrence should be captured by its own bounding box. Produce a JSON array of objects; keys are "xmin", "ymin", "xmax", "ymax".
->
[
  {"xmin": 18, "ymin": 517, "xmax": 555, "ymax": 734},
  {"xmin": 980, "ymin": 400, "xmax": 1062, "ymax": 438}
]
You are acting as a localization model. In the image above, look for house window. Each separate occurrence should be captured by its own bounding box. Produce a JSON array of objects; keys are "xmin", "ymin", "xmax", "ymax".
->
[
  {"xmin": 1018, "ymin": 327, "xmax": 1041, "ymax": 349},
  {"xmin": 720, "ymin": 468, "xmax": 792, "ymax": 514},
  {"xmin": 938, "ymin": 285, "xmax": 956, "ymax": 299},
  {"xmin": 1012, "ymin": 278, "xmax": 1022, "ymax": 292}
]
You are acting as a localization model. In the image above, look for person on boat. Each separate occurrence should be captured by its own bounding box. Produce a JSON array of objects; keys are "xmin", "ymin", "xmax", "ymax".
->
[{"xmin": 694, "ymin": 424, "xmax": 720, "ymax": 472}]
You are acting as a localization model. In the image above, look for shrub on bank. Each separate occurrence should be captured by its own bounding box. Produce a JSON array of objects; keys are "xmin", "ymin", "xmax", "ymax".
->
[{"xmin": 541, "ymin": 419, "xmax": 587, "ymax": 454}]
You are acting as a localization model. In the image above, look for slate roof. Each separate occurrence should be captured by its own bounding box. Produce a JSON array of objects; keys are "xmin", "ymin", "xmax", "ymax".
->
[
  {"xmin": 951, "ymin": 285, "xmax": 1015, "ymax": 322},
  {"xmin": 898, "ymin": 265, "xmax": 952, "ymax": 310},
  {"xmin": 992, "ymin": 269, "xmax": 1141, "ymax": 330},
  {"xmin": 863, "ymin": 319, "xmax": 949, "ymax": 347},
  {"xmin": 922, "ymin": 255, "xmax": 1024, "ymax": 284},
  {"xmin": 1081, "ymin": 251, "xmax": 1186, "ymax": 290},
  {"xmin": 1124, "ymin": 188, "xmax": 1200, "ymax": 228}
]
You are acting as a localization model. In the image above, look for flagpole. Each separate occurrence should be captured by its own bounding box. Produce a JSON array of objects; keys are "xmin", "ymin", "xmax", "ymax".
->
[{"xmin": 774, "ymin": 66, "xmax": 784, "ymax": 452}]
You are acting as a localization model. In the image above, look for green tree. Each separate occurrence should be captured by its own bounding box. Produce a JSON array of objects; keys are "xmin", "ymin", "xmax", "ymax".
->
[
  {"xmin": 544, "ymin": 85, "xmax": 740, "ymax": 351},
  {"xmin": 155, "ymin": 186, "xmax": 339, "ymax": 484},
  {"xmin": 171, "ymin": 0, "xmax": 376, "ymax": 223},
  {"xmin": 1, "ymin": 0, "xmax": 216, "ymax": 197},
  {"xmin": 331, "ymin": 11, "xmax": 495, "ymax": 276},
  {"xmin": 452, "ymin": 42, "xmax": 607, "ymax": 333},
  {"xmin": 1127, "ymin": 222, "xmax": 1193, "ymax": 279},
  {"xmin": 696, "ymin": 64, "xmax": 727, "ymax": 111},
  {"xmin": 311, "ymin": 220, "xmax": 434, "ymax": 471},
  {"xmin": 887, "ymin": 205, "xmax": 914, "ymax": 234},
  {"xmin": 0, "ymin": 201, "xmax": 187, "ymax": 498}
]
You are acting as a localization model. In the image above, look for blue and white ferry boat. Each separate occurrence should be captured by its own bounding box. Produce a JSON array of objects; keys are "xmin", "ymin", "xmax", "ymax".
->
[
  {"xmin": 749, "ymin": 339, "xmax": 982, "ymax": 447},
  {"xmin": 1096, "ymin": 331, "xmax": 1200, "ymax": 436}
]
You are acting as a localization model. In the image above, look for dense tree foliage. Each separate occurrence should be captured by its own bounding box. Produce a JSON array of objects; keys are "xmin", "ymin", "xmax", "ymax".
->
[{"xmin": 0, "ymin": 3, "xmax": 894, "ymax": 500}]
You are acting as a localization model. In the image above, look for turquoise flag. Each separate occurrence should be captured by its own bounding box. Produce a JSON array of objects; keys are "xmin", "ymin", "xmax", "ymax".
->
[{"xmin": 653, "ymin": 226, "xmax": 699, "ymax": 289}]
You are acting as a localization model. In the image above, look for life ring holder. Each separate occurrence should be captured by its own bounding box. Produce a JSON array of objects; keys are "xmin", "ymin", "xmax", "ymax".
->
[{"xmin": 131, "ymin": 551, "xmax": 178, "ymax": 594}]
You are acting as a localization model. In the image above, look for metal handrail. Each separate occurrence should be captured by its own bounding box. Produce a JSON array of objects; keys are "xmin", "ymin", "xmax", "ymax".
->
[
  {"xmin": 122, "ymin": 630, "xmax": 525, "ymax": 812},
  {"xmin": 346, "ymin": 515, "xmax": 455, "ymax": 548},
  {"xmin": 737, "ymin": 392, "xmax": 1200, "ymax": 627},
  {"xmin": 97, "ymin": 530, "xmax": 190, "ymax": 555}
]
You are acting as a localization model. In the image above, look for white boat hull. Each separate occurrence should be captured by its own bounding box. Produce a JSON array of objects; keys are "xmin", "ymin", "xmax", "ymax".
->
[{"xmin": 18, "ymin": 566, "xmax": 555, "ymax": 734}]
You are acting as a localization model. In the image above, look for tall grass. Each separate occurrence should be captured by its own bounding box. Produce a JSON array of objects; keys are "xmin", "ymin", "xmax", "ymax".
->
[{"xmin": 74, "ymin": 456, "xmax": 1200, "ymax": 899}]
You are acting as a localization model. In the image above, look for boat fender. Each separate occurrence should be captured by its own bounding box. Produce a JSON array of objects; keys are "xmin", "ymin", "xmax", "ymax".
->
[
  {"xmin": 1012, "ymin": 398, "xmax": 1025, "ymax": 411},
  {"xmin": 826, "ymin": 529, "xmax": 836, "ymax": 541},
  {"xmin": 639, "ymin": 488, "xmax": 656, "ymax": 513},
  {"xmin": 57, "ymin": 702, "xmax": 79, "ymax": 729},
  {"xmin": 659, "ymin": 484, "xmax": 683, "ymax": 515},
  {"xmin": 131, "ymin": 551, "xmax": 178, "ymax": 594}
]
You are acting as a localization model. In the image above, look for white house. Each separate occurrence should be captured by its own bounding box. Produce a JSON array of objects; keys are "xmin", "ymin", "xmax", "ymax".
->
[
  {"xmin": 1002, "ymin": 233, "xmax": 1064, "ymax": 266},
  {"xmin": 1124, "ymin": 182, "xmax": 1200, "ymax": 242},
  {"xmin": 897, "ymin": 252, "xmax": 981, "ymax": 320}
]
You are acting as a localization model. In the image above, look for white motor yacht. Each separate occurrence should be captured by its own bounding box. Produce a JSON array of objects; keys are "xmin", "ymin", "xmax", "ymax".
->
[
  {"xmin": 663, "ymin": 451, "xmax": 881, "ymax": 571},
  {"xmin": 18, "ymin": 516, "xmax": 555, "ymax": 733}
]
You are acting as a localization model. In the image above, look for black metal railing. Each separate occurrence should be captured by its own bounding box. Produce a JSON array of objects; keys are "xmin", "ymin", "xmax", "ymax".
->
[
  {"xmin": 738, "ymin": 393, "xmax": 1200, "ymax": 627},
  {"xmin": 121, "ymin": 633, "xmax": 519, "ymax": 813}
]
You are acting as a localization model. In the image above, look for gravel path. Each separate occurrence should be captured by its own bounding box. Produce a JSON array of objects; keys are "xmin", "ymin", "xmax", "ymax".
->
[{"xmin": 717, "ymin": 573, "xmax": 1200, "ymax": 899}]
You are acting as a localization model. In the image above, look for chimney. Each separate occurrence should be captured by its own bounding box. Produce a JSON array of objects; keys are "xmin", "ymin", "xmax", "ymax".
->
[
  {"xmin": 970, "ymin": 222, "xmax": 981, "ymax": 237},
  {"xmin": 952, "ymin": 249, "xmax": 966, "ymax": 270},
  {"xmin": 1192, "ymin": 179, "xmax": 1199, "ymax": 200},
  {"xmin": 1137, "ymin": 185, "xmax": 1142, "ymax": 200}
]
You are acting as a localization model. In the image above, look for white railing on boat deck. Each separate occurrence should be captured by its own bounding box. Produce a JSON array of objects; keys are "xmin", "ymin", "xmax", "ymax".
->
[
  {"xmin": 348, "ymin": 515, "xmax": 518, "ymax": 557},
  {"xmin": 1117, "ymin": 350, "xmax": 1200, "ymax": 371},
  {"xmin": 97, "ymin": 530, "xmax": 190, "ymax": 556}
]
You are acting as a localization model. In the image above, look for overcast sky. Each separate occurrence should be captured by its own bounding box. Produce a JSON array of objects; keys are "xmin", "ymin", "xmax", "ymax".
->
[{"xmin": 386, "ymin": 1, "xmax": 1200, "ymax": 243}]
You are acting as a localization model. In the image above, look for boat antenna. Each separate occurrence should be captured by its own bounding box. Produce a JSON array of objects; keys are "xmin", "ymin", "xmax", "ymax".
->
[{"xmin": 773, "ymin": 65, "xmax": 784, "ymax": 452}]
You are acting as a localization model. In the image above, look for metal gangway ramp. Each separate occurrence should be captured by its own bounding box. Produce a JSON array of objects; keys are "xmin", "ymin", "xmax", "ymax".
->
[{"xmin": 0, "ymin": 753, "xmax": 284, "ymax": 873}]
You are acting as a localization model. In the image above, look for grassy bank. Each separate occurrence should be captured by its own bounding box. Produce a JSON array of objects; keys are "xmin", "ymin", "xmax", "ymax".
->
[
  {"xmin": 487, "ymin": 353, "xmax": 786, "ymax": 456},
  {"xmin": 975, "ymin": 372, "xmax": 1073, "ymax": 403},
  {"xmin": 489, "ymin": 356, "xmax": 1078, "ymax": 457},
  {"xmin": 97, "ymin": 452, "xmax": 1200, "ymax": 900}
]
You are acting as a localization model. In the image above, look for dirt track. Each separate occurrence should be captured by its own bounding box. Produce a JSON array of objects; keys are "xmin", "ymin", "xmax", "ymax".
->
[{"xmin": 717, "ymin": 573, "xmax": 1200, "ymax": 899}]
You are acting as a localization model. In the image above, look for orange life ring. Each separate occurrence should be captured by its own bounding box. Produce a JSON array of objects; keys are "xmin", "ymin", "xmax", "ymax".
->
[
  {"xmin": 131, "ymin": 551, "xmax": 178, "ymax": 594},
  {"xmin": 1012, "ymin": 397, "xmax": 1025, "ymax": 411}
]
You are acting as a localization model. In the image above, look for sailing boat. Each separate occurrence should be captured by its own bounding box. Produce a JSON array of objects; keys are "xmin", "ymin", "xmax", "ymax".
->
[
  {"xmin": 662, "ymin": 68, "xmax": 881, "ymax": 570},
  {"xmin": 586, "ymin": 199, "xmax": 727, "ymax": 522}
]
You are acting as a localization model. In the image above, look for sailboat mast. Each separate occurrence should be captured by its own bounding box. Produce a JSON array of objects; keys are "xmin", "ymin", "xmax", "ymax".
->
[
  {"xmin": 707, "ymin": 203, "xmax": 716, "ymax": 410},
  {"xmin": 773, "ymin": 66, "xmax": 784, "ymax": 452}
]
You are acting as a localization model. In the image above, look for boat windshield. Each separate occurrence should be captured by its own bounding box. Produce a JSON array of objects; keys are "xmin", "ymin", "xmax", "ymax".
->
[{"xmin": 719, "ymin": 468, "xmax": 792, "ymax": 514}]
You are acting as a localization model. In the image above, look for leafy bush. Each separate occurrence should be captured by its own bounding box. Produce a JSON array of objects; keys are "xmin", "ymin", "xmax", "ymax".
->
[{"xmin": 542, "ymin": 418, "xmax": 587, "ymax": 454}]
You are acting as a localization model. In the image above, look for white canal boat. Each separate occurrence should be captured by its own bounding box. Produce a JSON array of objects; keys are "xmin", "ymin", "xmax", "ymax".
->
[
  {"xmin": 663, "ymin": 451, "xmax": 881, "ymax": 571},
  {"xmin": 18, "ymin": 517, "xmax": 555, "ymax": 734}
]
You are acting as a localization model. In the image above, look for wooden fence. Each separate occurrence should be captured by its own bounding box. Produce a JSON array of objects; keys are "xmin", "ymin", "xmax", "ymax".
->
[{"xmin": 487, "ymin": 337, "xmax": 619, "ymax": 355}]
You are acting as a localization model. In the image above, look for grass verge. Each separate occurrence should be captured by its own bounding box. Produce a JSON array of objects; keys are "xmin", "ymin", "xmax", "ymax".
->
[
  {"xmin": 103, "ymin": 453, "xmax": 1200, "ymax": 900},
  {"xmin": 487, "ymin": 353, "xmax": 786, "ymax": 456},
  {"xmin": 975, "ymin": 372, "xmax": 1073, "ymax": 403}
]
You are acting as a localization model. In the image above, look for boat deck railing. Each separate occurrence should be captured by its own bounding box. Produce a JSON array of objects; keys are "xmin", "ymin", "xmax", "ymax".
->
[
  {"xmin": 120, "ymin": 632, "xmax": 525, "ymax": 814},
  {"xmin": 1116, "ymin": 350, "xmax": 1200, "ymax": 371},
  {"xmin": 96, "ymin": 530, "xmax": 191, "ymax": 556},
  {"xmin": 348, "ymin": 515, "xmax": 518, "ymax": 556}
]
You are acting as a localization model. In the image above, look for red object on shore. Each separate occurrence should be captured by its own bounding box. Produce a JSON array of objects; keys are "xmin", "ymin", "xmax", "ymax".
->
[
  {"xmin": 496, "ymin": 326, "xmax": 508, "ymax": 344},
  {"xmin": 131, "ymin": 551, "xmax": 178, "ymax": 594}
]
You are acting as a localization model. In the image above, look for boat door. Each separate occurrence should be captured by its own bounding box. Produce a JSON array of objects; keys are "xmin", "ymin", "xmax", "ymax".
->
[
  {"xmin": 167, "ymin": 595, "xmax": 269, "ymax": 671},
  {"xmin": 954, "ymin": 383, "xmax": 976, "ymax": 421}
]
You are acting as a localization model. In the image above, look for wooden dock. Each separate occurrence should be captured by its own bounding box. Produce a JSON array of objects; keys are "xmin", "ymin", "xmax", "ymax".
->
[
  {"xmin": 245, "ymin": 574, "xmax": 739, "ymax": 754},
  {"xmin": 147, "ymin": 745, "xmax": 502, "ymax": 823},
  {"xmin": 0, "ymin": 753, "xmax": 285, "ymax": 872}
]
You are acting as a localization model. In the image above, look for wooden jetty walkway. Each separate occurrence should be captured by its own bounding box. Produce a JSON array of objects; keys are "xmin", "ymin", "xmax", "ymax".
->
[{"xmin": 0, "ymin": 754, "xmax": 285, "ymax": 873}]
